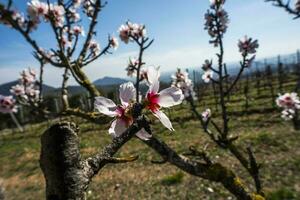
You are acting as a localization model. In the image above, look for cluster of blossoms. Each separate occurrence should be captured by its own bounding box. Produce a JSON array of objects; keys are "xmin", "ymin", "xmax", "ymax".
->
[
  {"xmin": 109, "ymin": 36, "xmax": 119, "ymax": 50},
  {"xmin": 238, "ymin": 36, "xmax": 259, "ymax": 67},
  {"xmin": 95, "ymin": 67, "xmax": 184, "ymax": 140},
  {"xmin": 201, "ymin": 60, "xmax": 214, "ymax": 83},
  {"xmin": 119, "ymin": 21, "xmax": 147, "ymax": 44},
  {"xmin": 83, "ymin": 0, "xmax": 97, "ymax": 18},
  {"xmin": 0, "ymin": 95, "xmax": 17, "ymax": 113},
  {"xmin": 276, "ymin": 92, "xmax": 300, "ymax": 120},
  {"xmin": 10, "ymin": 68, "xmax": 41, "ymax": 105},
  {"xmin": 27, "ymin": 0, "xmax": 66, "ymax": 28},
  {"xmin": 0, "ymin": 0, "xmax": 85, "ymax": 32},
  {"xmin": 204, "ymin": 1, "xmax": 229, "ymax": 47},
  {"xmin": 125, "ymin": 58, "xmax": 139, "ymax": 77},
  {"xmin": 88, "ymin": 40, "xmax": 101, "ymax": 57},
  {"xmin": 171, "ymin": 69, "xmax": 196, "ymax": 99}
]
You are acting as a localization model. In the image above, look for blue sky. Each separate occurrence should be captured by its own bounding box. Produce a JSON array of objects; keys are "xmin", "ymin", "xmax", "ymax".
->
[{"xmin": 0, "ymin": 0, "xmax": 300, "ymax": 87}]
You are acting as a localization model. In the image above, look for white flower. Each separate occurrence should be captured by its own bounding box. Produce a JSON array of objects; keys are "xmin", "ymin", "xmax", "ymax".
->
[
  {"xmin": 119, "ymin": 24, "xmax": 131, "ymax": 44},
  {"xmin": 88, "ymin": 40, "xmax": 101, "ymax": 56},
  {"xmin": 20, "ymin": 69, "xmax": 35, "ymax": 84},
  {"xmin": 49, "ymin": 4, "xmax": 65, "ymax": 27},
  {"xmin": 145, "ymin": 67, "xmax": 184, "ymax": 131},
  {"xmin": 125, "ymin": 58, "xmax": 139, "ymax": 77},
  {"xmin": 276, "ymin": 92, "xmax": 300, "ymax": 110},
  {"xmin": 202, "ymin": 70, "xmax": 214, "ymax": 83},
  {"xmin": 118, "ymin": 21, "xmax": 146, "ymax": 44},
  {"xmin": 171, "ymin": 69, "xmax": 195, "ymax": 99},
  {"xmin": 12, "ymin": 11, "xmax": 26, "ymax": 28},
  {"xmin": 94, "ymin": 82, "xmax": 151, "ymax": 140},
  {"xmin": 238, "ymin": 36, "xmax": 259, "ymax": 56},
  {"xmin": 10, "ymin": 85, "xmax": 25, "ymax": 96},
  {"xmin": 72, "ymin": 25, "xmax": 85, "ymax": 36},
  {"xmin": 110, "ymin": 36, "xmax": 119, "ymax": 50},
  {"xmin": 276, "ymin": 92, "xmax": 300, "ymax": 120},
  {"xmin": 27, "ymin": 0, "xmax": 48, "ymax": 19},
  {"xmin": 68, "ymin": 8, "xmax": 80, "ymax": 22},
  {"xmin": 281, "ymin": 109, "xmax": 295, "ymax": 120},
  {"xmin": 202, "ymin": 108, "xmax": 211, "ymax": 122},
  {"xmin": 0, "ymin": 95, "xmax": 17, "ymax": 113}
]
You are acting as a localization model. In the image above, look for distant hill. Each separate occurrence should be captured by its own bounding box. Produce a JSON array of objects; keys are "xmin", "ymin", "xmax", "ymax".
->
[
  {"xmin": 93, "ymin": 76, "xmax": 128, "ymax": 86},
  {"xmin": 0, "ymin": 80, "xmax": 55, "ymax": 96}
]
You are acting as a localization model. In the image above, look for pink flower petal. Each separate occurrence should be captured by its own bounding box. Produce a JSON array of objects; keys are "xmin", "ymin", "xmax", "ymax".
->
[
  {"xmin": 153, "ymin": 110, "xmax": 174, "ymax": 131},
  {"xmin": 147, "ymin": 66, "xmax": 160, "ymax": 94},
  {"xmin": 158, "ymin": 87, "xmax": 184, "ymax": 108},
  {"xmin": 136, "ymin": 128, "xmax": 152, "ymax": 140},
  {"xmin": 109, "ymin": 118, "xmax": 127, "ymax": 137},
  {"xmin": 119, "ymin": 82, "xmax": 136, "ymax": 106},
  {"xmin": 94, "ymin": 96, "xmax": 117, "ymax": 117}
]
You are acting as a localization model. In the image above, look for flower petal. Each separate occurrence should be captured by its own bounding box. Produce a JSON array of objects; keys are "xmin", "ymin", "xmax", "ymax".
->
[
  {"xmin": 94, "ymin": 96, "xmax": 117, "ymax": 117},
  {"xmin": 108, "ymin": 118, "xmax": 127, "ymax": 137},
  {"xmin": 158, "ymin": 87, "xmax": 184, "ymax": 108},
  {"xmin": 147, "ymin": 66, "xmax": 160, "ymax": 93},
  {"xmin": 119, "ymin": 82, "xmax": 136, "ymax": 106},
  {"xmin": 135, "ymin": 128, "xmax": 152, "ymax": 140},
  {"xmin": 153, "ymin": 110, "xmax": 174, "ymax": 131}
]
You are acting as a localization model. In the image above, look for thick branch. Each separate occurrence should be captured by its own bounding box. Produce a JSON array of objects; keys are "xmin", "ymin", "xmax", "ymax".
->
[{"xmin": 143, "ymin": 136, "xmax": 264, "ymax": 200}]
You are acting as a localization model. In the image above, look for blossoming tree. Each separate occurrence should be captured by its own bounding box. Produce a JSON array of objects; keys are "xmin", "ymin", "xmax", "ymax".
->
[{"xmin": 0, "ymin": 0, "xmax": 268, "ymax": 200}]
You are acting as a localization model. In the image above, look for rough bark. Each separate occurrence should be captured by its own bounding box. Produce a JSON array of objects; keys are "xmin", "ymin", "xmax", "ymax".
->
[
  {"xmin": 40, "ymin": 122, "xmax": 89, "ymax": 200},
  {"xmin": 40, "ymin": 117, "xmax": 145, "ymax": 200}
]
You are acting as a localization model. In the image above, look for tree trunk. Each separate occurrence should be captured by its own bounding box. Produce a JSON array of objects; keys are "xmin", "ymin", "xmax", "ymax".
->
[{"xmin": 40, "ymin": 122, "xmax": 90, "ymax": 200}]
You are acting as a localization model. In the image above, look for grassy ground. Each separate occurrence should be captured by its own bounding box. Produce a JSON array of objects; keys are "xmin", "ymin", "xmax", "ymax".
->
[{"xmin": 1, "ymin": 75, "xmax": 300, "ymax": 200}]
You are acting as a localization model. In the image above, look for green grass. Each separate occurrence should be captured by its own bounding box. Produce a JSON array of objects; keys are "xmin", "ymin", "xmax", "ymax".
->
[{"xmin": 0, "ymin": 76, "xmax": 300, "ymax": 199}]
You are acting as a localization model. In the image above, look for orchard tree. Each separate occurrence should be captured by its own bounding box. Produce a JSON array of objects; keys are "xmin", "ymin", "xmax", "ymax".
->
[{"xmin": 0, "ymin": 0, "xmax": 268, "ymax": 200}]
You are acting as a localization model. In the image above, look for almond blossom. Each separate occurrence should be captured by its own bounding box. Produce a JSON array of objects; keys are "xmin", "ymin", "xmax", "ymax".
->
[
  {"xmin": 95, "ymin": 82, "xmax": 151, "ymax": 140},
  {"xmin": 72, "ymin": 25, "xmax": 85, "ymax": 36},
  {"xmin": 88, "ymin": 40, "xmax": 101, "ymax": 57},
  {"xmin": 171, "ymin": 69, "xmax": 195, "ymax": 99},
  {"xmin": 204, "ymin": 8, "xmax": 229, "ymax": 46},
  {"xmin": 125, "ymin": 58, "xmax": 139, "ymax": 77},
  {"xmin": 276, "ymin": 92, "xmax": 300, "ymax": 120},
  {"xmin": 27, "ymin": 0, "xmax": 48, "ymax": 20},
  {"xmin": 11, "ymin": 68, "xmax": 41, "ymax": 105},
  {"xmin": 109, "ymin": 36, "xmax": 119, "ymax": 50},
  {"xmin": 10, "ymin": 84, "xmax": 25, "ymax": 96},
  {"xmin": 276, "ymin": 92, "xmax": 300, "ymax": 110},
  {"xmin": 145, "ymin": 67, "xmax": 184, "ymax": 131},
  {"xmin": 202, "ymin": 70, "xmax": 214, "ymax": 83},
  {"xmin": 119, "ymin": 21, "xmax": 146, "ymax": 44},
  {"xmin": 281, "ymin": 109, "xmax": 295, "ymax": 121},
  {"xmin": 238, "ymin": 36, "xmax": 259, "ymax": 56},
  {"xmin": 0, "ymin": 95, "xmax": 17, "ymax": 113},
  {"xmin": 68, "ymin": 8, "xmax": 80, "ymax": 22},
  {"xmin": 202, "ymin": 59, "xmax": 213, "ymax": 71},
  {"xmin": 49, "ymin": 4, "xmax": 65, "ymax": 27}
]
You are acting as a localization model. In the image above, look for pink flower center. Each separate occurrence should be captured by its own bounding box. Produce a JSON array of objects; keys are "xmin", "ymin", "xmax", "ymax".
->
[
  {"xmin": 146, "ymin": 92, "xmax": 160, "ymax": 112},
  {"xmin": 115, "ymin": 106, "xmax": 133, "ymax": 126}
]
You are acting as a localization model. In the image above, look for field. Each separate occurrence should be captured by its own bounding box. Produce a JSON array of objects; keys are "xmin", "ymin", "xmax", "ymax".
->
[{"xmin": 1, "ymin": 74, "xmax": 300, "ymax": 200}]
